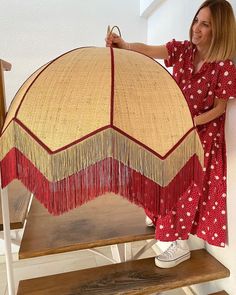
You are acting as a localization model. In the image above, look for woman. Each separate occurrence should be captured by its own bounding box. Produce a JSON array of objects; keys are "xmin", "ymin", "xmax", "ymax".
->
[{"xmin": 106, "ymin": 0, "xmax": 236, "ymax": 268}]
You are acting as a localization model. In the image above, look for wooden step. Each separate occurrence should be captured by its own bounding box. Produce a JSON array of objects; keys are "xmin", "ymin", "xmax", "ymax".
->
[
  {"xmin": 19, "ymin": 193, "xmax": 155, "ymax": 259},
  {"xmin": 17, "ymin": 249, "xmax": 229, "ymax": 295},
  {"xmin": 0, "ymin": 180, "xmax": 31, "ymax": 230},
  {"xmin": 209, "ymin": 291, "xmax": 228, "ymax": 295}
]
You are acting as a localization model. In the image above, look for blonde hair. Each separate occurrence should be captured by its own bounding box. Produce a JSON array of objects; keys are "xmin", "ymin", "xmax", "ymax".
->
[{"xmin": 189, "ymin": 0, "xmax": 236, "ymax": 62}]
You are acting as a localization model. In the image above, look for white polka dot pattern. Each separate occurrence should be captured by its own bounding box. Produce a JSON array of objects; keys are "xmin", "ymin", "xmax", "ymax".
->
[{"xmin": 151, "ymin": 39, "xmax": 236, "ymax": 247}]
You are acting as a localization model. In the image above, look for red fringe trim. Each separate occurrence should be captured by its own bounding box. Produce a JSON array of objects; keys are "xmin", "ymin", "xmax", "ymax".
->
[{"xmin": 0, "ymin": 148, "xmax": 203, "ymax": 216}]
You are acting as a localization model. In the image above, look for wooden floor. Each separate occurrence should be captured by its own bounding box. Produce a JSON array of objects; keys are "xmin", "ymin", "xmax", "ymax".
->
[
  {"xmin": 19, "ymin": 193, "xmax": 155, "ymax": 259},
  {"xmin": 17, "ymin": 249, "xmax": 230, "ymax": 295},
  {"xmin": 0, "ymin": 180, "xmax": 31, "ymax": 230}
]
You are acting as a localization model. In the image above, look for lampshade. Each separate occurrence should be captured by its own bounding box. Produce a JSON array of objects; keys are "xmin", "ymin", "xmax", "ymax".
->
[{"xmin": 0, "ymin": 47, "xmax": 204, "ymax": 216}]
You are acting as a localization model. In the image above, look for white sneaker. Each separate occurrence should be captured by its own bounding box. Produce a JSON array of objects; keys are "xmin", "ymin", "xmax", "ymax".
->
[
  {"xmin": 155, "ymin": 240, "xmax": 190, "ymax": 268},
  {"xmin": 145, "ymin": 215, "xmax": 154, "ymax": 227}
]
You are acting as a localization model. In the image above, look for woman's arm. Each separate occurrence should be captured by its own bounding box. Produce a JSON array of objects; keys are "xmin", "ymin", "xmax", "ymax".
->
[
  {"xmin": 126, "ymin": 43, "xmax": 168, "ymax": 59},
  {"xmin": 106, "ymin": 33, "xmax": 168, "ymax": 59},
  {"xmin": 193, "ymin": 97, "xmax": 227, "ymax": 126}
]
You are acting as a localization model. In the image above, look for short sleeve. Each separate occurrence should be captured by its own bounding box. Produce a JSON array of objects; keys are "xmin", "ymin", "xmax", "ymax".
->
[
  {"xmin": 215, "ymin": 60, "xmax": 236, "ymax": 100},
  {"xmin": 164, "ymin": 39, "xmax": 190, "ymax": 67}
]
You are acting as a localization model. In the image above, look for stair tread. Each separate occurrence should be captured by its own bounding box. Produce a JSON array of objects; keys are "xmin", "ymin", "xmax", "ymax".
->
[
  {"xmin": 17, "ymin": 249, "xmax": 230, "ymax": 295},
  {"xmin": 209, "ymin": 291, "xmax": 228, "ymax": 295},
  {"xmin": 19, "ymin": 193, "xmax": 155, "ymax": 259},
  {"xmin": 0, "ymin": 180, "xmax": 31, "ymax": 230}
]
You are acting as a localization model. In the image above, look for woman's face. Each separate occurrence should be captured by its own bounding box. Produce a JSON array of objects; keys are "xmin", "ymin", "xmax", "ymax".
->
[{"xmin": 192, "ymin": 6, "xmax": 212, "ymax": 50}]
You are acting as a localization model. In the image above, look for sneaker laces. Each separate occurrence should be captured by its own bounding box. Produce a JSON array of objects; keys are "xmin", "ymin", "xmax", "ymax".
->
[{"xmin": 160, "ymin": 241, "xmax": 178, "ymax": 259}]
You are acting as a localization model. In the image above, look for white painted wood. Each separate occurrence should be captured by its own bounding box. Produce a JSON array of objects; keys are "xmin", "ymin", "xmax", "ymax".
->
[
  {"xmin": 0, "ymin": 179, "xmax": 15, "ymax": 295},
  {"xmin": 124, "ymin": 242, "xmax": 133, "ymax": 261},
  {"xmin": 110, "ymin": 244, "xmax": 122, "ymax": 263},
  {"xmin": 87, "ymin": 249, "xmax": 117, "ymax": 264},
  {"xmin": 182, "ymin": 286, "xmax": 197, "ymax": 295},
  {"xmin": 133, "ymin": 239, "xmax": 157, "ymax": 259}
]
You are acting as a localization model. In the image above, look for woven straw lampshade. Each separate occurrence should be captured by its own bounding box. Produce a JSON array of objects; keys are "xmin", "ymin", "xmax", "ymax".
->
[{"xmin": 0, "ymin": 47, "xmax": 204, "ymax": 216}]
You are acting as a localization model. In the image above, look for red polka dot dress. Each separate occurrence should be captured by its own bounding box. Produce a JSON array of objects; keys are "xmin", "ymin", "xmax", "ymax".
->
[{"xmin": 154, "ymin": 39, "xmax": 236, "ymax": 247}]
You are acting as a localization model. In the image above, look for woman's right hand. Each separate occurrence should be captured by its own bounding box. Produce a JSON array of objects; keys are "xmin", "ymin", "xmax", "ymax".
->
[{"xmin": 106, "ymin": 32, "xmax": 128, "ymax": 49}]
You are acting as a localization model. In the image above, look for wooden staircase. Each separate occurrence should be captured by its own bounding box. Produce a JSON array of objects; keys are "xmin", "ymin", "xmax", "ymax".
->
[
  {"xmin": 15, "ymin": 193, "xmax": 230, "ymax": 295},
  {"xmin": 209, "ymin": 291, "xmax": 229, "ymax": 295},
  {"xmin": 19, "ymin": 193, "xmax": 155, "ymax": 259},
  {"xmin": 17, "ymin": 249, "xmax": 229, "ymax": 295}
]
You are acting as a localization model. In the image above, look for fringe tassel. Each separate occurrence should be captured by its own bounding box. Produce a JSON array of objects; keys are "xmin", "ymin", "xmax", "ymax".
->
[
  {"xmin": 0, "ymin": 121, "xmax": 204, "ymax": 187},
  {"xmin": 0, "ymin": 148, "xmax": 203, "ymax": 216}
]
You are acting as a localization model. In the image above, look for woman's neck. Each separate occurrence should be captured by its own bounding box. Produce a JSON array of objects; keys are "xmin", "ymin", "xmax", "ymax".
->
[{"xmin": 195, "ymin": 45, "xmax": 208, "ymax": 62}]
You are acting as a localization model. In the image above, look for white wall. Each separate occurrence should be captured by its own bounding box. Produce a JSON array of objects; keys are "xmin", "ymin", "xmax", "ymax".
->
[
  {"xmin": 0, "ymin": 0, "xmax": 147, "ymax": 107},
  {"xmin": 145, "ymin": 0, "xmax": 236, "ymax": 294}
]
